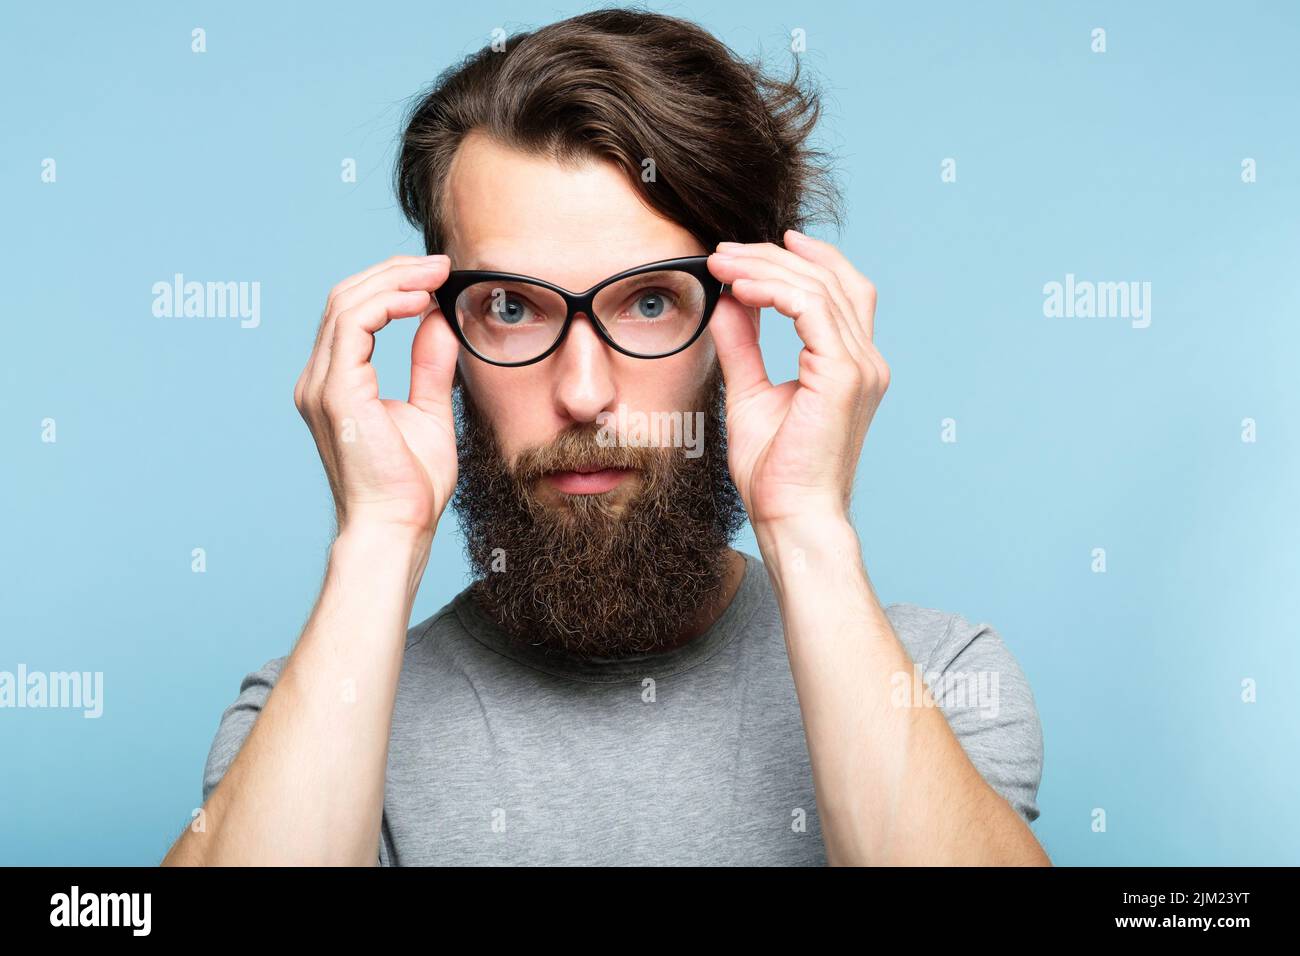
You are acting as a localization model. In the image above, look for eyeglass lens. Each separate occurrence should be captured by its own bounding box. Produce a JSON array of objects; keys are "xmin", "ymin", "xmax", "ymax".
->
[{"xmin": 452, "ymin": 269, "xmax": 707, "ymax": 363}]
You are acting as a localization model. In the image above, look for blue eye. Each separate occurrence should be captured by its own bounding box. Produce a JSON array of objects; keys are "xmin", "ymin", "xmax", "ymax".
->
[
  {"xmin": 490, "ymin": 293, "xmax": 534, "ymax": 325},
  {"xmin": 634, "ymin": 291, "xmax": 670, "ymax": 319}
]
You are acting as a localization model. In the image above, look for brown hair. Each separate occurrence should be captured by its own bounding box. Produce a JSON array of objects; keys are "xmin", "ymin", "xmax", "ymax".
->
[{"xmin": 394, "ymin": 6, "xmax": 842, "ymax": 255}]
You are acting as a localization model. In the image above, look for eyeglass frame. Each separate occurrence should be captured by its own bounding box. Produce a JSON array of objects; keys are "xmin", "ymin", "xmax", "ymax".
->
[{"xmin": 433, "ymin": 255, "xmax": 730, "ymax": 368}]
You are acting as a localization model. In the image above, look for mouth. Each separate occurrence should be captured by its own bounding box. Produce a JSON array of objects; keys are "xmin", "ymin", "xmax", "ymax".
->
[{"xmin": 543, "ymin": 466, "xmax": 637, "ymax": 495}]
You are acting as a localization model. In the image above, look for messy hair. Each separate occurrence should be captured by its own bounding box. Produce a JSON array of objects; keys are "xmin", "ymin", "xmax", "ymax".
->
[{"xmin": 394, "ymin": 6, "xmax": 842, "ymax": 254}]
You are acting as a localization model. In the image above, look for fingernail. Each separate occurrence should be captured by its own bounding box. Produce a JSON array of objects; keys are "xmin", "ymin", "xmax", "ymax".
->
[{"xmin": 717, "ymin": 241, "xmax": 742, "ymax": 250}]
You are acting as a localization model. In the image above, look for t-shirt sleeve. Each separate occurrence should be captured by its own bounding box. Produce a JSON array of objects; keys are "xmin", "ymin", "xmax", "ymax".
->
[
  {"xmin": 199, "ymin": 655, "xmax": 389, "ymax": 866},
  {"xmin": 200, "ymin": 656, "xmax": 288, "ymax": 805},
  {"xmin": 921, "ymin": 614, "xmax": 1045, "ymax": 826}
]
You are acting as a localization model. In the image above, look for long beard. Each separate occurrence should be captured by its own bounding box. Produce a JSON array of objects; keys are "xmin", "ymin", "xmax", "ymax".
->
[{"xmin": 449, "ymin": 363, "xmax": 747, "ymax": 658}]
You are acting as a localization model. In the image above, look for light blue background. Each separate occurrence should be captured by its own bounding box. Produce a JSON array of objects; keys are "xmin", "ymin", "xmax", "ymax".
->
[{"xmin": 2, "ymin": 1, "xmax": 1297, "ymax": 866}]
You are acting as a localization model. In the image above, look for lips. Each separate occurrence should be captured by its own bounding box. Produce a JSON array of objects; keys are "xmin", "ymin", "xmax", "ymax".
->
[{"xmin": 544, "ymin": 467, "xmax": 635, "ymax": 495}]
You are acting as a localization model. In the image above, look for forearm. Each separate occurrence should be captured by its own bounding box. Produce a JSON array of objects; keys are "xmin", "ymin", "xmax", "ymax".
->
[
  {"xmin": 756, "ymin": 516, "xmax": 1049, "ymax": 866},
  {"xmin": 163, "ymin": 525, "xmax": 430, "ymax": 866}
]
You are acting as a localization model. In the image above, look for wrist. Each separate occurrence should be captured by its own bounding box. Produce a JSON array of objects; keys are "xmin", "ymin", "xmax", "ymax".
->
[
  {"xmin": 331, "ymin": 521, "xmax": 434, "ymax": 600},
  {"xmin": 754, "ymin": 512, "xmax": 862, "ymax": 581}
]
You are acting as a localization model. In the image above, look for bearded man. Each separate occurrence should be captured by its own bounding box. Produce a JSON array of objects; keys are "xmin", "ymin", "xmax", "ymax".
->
[{"xmin": 165, "ymin": 8, "xmax": 1048, "ymax": 867}]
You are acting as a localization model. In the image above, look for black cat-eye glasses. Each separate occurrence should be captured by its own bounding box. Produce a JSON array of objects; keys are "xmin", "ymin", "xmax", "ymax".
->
[{"xmin": 434, "ymin": 255, "xmax": 728, "ymax": 368}]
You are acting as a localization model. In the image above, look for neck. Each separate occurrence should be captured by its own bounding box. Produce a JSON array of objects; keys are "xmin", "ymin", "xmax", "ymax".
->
[{"xmin": 656, "ymin": 548, "xmax": 747, "ymax": 652}]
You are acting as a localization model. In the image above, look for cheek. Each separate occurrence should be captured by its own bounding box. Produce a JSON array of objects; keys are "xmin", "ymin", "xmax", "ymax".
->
[
  {"xmin": 678, "ymin": 321, "xmax": 720, "ymax": 394},
  {"xmin": 460, "ymin": 360, "xmax": 554, "ymax": 459},
  {"xmin": 621, "ymin": 341, "xmax": 715, "ymax": 413}
]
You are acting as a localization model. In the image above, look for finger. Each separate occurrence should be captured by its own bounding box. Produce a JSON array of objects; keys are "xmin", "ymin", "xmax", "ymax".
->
[
  {"xmin": 331, "ymin": 254, "xmax": 444, "ymax": 311},
  {"xmin": 308, "ymin": 259, "xmax": 450, "ymax": 402},
  {"xmin": 782, "ymin": 230, "xmax": 878, "ymax": 340},
  {"xmin": 709, "ymin": 251, "xmax": 865, "ymax": 361},
  {"xmin": 780, "ymin": 231, "xmax": 889, "ymax": 396},
  {"xmin": 707, "ymin": 295, "xmax": 770, "ymax": 400},
  {"xmin": 329, "ymin": 258, "xmax": 449, "ymax": 318},
  {"xmin": 716, "ymin": 239, "xmax": 865, "ymax": 356},
  {"xmin": 725, "ymin": 277, "xmax": 850, "ymax": 363},
  {"xmin": 299, "ymin": 255, "xmax": 444, "ymax": 411},
  {"xmin": 409, "ymin": 302, "xmax": 461, "ymax": 418},
  {"xmin": 328, "ymin": 289, "xmax": 434, "ymax": 376}
]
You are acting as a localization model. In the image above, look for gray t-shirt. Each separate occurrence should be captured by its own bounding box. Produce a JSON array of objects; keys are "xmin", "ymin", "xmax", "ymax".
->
[{"xmin": 201, "ymin": 550, "xmax": 1044, "ymax": 865}]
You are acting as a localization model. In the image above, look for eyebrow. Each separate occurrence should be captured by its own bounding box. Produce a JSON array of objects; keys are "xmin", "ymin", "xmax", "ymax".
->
[
  {"xmin": 463, "ymin": 261, "xmax": 572, "ymax": 284},
  {"xmin": 457, "ymin": 255, "xmax": 694, "ymax": 282},
  {"xmin": 460, "ymin": 258, "xmax": 521, "ymax": 273}
]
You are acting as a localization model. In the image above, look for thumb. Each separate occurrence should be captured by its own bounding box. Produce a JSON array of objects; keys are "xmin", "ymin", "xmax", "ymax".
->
[
  {"xmin": 709, "ymin": 298, "xmax": 770, "ymax": 400},
  {"xmin": 409, "ymin": 304, "xmax": 461, "ymax": 419}
]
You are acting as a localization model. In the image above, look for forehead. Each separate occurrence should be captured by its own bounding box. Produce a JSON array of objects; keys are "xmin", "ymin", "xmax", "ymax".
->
[{"xmin": 443, "ymin": 130, "xmax": 703, "ymax": 288}]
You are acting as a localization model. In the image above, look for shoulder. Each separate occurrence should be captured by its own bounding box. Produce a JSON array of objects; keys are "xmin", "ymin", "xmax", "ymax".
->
[
  {"xmin": 208, "ymin": 655, "xmax": 288, "ymax": 731},
  {"xmin": 884, "ymin": 602, "xmax": 1032, "ymax": 682},
  {"xmin": 199, "ymin": 600, "xmax": 465, "ymax": 804},
  {"xmin": 884, "ymin": 602, "xmax": 1045, "ymax": 825},
  {"xmin": 201, "ymin": 654, "xmax": 287, "ymax": 803}
]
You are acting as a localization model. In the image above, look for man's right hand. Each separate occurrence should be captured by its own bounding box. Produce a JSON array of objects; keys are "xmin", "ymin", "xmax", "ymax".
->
[
  {"xmin": 293, "ymin": 254, "xmax": 462, "ymax": 539},
  {"xmin": 164, "ymin": 254, "xmax": 463, "ymax": 867}
]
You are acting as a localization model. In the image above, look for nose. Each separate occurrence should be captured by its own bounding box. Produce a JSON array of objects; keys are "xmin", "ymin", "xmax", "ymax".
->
[{"xmin": 550, "ymin": 312, "xmax": 616, "ymax": 425}]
